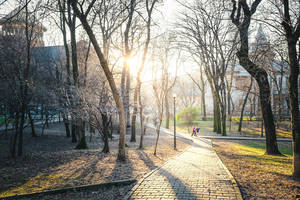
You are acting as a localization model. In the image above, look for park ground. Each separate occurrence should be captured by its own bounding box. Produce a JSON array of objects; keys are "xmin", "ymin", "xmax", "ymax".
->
[
  {"xmin": 0, "ymin": 120, "xmax": 299, "ymax": 199},
  {"xmin": 0, "ymin": 123, "xmax": 191, "ymax": 199}
]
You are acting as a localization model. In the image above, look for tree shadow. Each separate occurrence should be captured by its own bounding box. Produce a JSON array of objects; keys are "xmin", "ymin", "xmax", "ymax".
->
[
  {"xmin": 106, "ymin": 152, "xmax": 134, "ymax": 182},
  {"xmin": 137, "ymin": 150, "xmax": 157, "ymax": 170},
  {"xmin": 158, "ymin": 168, "xmax": 197, "ymax": 199},
  {"xmin": 137, "ymin": 150, "xmax": 197, "ymax": 199}
]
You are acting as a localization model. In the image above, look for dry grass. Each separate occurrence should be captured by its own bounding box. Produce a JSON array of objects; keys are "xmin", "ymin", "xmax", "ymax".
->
[
  {"xmin": 213, "ymin": 140, "xmax": 300, "ymax": 200},
  {"xmin": 0, "ymin": 124, "xmax": 191, "ymax": 198}
]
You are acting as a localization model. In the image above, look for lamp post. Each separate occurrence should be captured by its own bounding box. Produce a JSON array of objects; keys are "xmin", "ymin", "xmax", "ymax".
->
[{"xmin": 173, "ymin": 94, "xmax": 176, "ymax": 150}]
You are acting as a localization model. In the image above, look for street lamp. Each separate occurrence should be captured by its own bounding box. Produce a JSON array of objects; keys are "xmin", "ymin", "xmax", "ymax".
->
[{"xmin": 173, "ymin": 94, "xmax": 177, "ymax": 150}]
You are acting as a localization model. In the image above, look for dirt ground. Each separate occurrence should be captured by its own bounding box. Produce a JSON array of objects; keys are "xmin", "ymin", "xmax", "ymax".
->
[
  {"xmin": 213, "ymin": 140, "xmax": 300, "ymax": 200},
  {"xmin": 0, "ymin": 122, "xmax": 192, "ymax": 199}
]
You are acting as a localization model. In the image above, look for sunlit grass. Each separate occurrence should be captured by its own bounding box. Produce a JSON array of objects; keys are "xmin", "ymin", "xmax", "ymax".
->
[
  {"xmin": 229, "ymin": 141, "xmax": 293, "ymax": 176},
  {"xmin": 0, "ymin": 158, "xmax": 102, "ymax": 197},
  {"xmin": 242, "ymin": 127, "xmax": 292, "ymax": 138},
  {"xmin": 0, "ymin": 173, "xmax": 67, "ymax": 197}
]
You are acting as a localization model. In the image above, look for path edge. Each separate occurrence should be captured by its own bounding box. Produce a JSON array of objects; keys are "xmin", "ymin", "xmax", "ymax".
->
[{"xmin": 211, "ymin": 140, "xmax": 244, "ymax": 200}]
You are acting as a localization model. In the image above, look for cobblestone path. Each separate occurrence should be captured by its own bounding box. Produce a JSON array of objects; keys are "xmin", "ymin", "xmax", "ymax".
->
[{"xmin": 125, "ymin": 138, "xmax": 242, "ymax": 200}]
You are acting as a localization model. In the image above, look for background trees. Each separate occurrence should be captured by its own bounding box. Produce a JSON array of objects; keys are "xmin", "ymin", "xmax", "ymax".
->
[{"xmin": 177, "ymin": 0, "xmax": 238, "ymax": 135}]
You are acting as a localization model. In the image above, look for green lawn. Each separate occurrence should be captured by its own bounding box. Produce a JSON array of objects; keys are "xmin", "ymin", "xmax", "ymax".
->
[
  {"xmin": 163, "ymin": 120, "xmax": 214, "ymax": 134},
  {"xmin": 161, "ymin": 119, "xmax": 292, "ymax": 138},
  {"xmin": 243, "ymin": 141, "xmax": 292, "ymax": 156}
]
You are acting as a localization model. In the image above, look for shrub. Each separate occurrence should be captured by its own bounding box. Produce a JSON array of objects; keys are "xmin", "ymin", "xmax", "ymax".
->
[{"xmin": 176, "ymin": 107, "xmax": 201, "ymax": 126}]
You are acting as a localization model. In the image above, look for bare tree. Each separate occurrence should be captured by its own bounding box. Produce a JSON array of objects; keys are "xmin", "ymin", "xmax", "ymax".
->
[
  {"xmin": 269, "ymin": 0, "xmax": 300, "ymax": 177},
  {"xmin": 230, "ymin": 0, "xmax": 281, "ymax": 155},
  {"xmin": 69, "ymin": 0, "xmax": 127, "ymax": 161},
  {"xmin": 131, "ymin": 0, "xmax": 159, "ymax": 145},
  {"xmin": 177, "ymin": 0, "xmax": 238, "ymax": 135}
]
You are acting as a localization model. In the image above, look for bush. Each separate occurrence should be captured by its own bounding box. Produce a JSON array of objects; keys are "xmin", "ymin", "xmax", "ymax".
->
[{"xmin": 176, "ymin": 107, "xmax": 201, "ymax": 125}]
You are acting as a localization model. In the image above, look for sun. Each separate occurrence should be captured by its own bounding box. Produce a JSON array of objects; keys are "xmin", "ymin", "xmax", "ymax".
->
[{"xmin": 125, "ymin": 56, "xmax": 153, "ymax": 82}]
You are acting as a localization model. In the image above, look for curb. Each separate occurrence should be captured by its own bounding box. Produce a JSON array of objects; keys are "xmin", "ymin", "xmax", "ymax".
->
[
  {"xmin": 0, "ymin": 179, "xmax": 136, "ymax": 200},
  {"xmin": 123, "ymin": 144, "xmax": 193, "ymax": 200},
  {"xmin": 210, "ymin": 140, "xmax": 244, "ymax": 200}
]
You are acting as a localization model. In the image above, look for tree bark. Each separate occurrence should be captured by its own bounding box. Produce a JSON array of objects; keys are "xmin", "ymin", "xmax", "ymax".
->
[
  {"xmin": 238, "ymin": 77, "xmax": 253, "ymax": 132},
  {"xmin": 130, "ymin": 87, "xmax": 137, "ymax": 142},
  {"xmin": 139, "ymin": 91, "xmax": 145, "ymax": 149},
  {"xmin": 71, "ymin": 118, "xmax": 77, "ymax": 143},
  {"xmin": 17, "ymin": 103, "xmax": 26, "ymax": 156},
  {"xmin": 101, "ymin": 114, "xmax": 110, "ymax": 153},
  {"xmin": 11, "ymin": 112, "xmax": 19, "ymax": 158},
  {"xmin": 63, "ymin": 114, "xmax": 71, "ymax": 137},
  {"xmin": 154, "ymin": 120, "xmax": 162, "ymax": 155},
  {"xmin": 280, "ymin": 0, "xmax": 300, "ymax": 177},
  {"xmin": 27, "ymin": 109, "xmax": 36, "ymax": 137},
  {"xmin": 75, "ymin": 120, "xmax": 88, "ymax": 149},
  {"xmin": 165, "ymin": 91, "xmax": 170, "ymax": 129},
  {"xmin": 231, "ymin": 0, "xmax": 280, "ymax": 155},
  {"xmin": 213, "ymin": 93, "xmax": 221, "ymax": 134}
]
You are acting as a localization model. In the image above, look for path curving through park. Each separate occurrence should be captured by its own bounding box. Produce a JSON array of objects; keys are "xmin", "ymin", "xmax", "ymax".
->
[{"xmin": 125, "ymin": 136, "xmax": 243, "ymax": 200}]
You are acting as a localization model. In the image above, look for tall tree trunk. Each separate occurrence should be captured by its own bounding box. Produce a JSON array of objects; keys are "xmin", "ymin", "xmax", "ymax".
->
[
  {"xmin": 17, "ymin": 103, "xmax": 26, "ymax": 156},
  {"xmin": 154, "ymin": 120, "xmax": 162, "ymax": 155},
  {"xmin": 201, "ymin": 90, "xmax": 207, "ymax": 121},
  {"xmin": 63, "ymin": 114, "xmax": 71, "ymax": 137},
  {"xmin": 287, "ymin": 41, "xmax": 300, "ymax": 177},
  {"xmin": 125, "ymin": 70, "xmax": 131, "ymax": 127},
  {"xmin": 71, "ymin": 118, "xmax": 77, "ymax": 143},
  {"xmin": 280, "ymin": 0, "xmax": 300, "ymax": 177},
  {"xmin": 27, "ymin": 109, "xmax": 36, "ymax": 137},
  {"xmin": 238, "ymin": 77, "xmax": 253, "ymax": 132},
  {"xmin": 237, "ymin": 52, "xmax": 280, "ymax": 154},
  {"xmin": 228, "ymin": 93, "xmax": 232, "ymax": 131},
  {"xmin": 11, "ymin": 112, "xmax": 19, "ymax": 158},
  {"xmin": 200, "ymin": 67, "xmax": 207, "ymax": 121},
  {"xmin": 213, "ymin": 93, "xmax": 221, "ymax": 134},
  {"xmin": 130, "ymin": 87, "xmax": 138, "ymax": 142},
  {"xmin": 101, "ymin": 114, "xmax": 110, "ymax": 153},
  {"xmin": 139, "ymin": 91, "xmax": 145, "ymax": 149},
  {"xmin": 75, "ymin": 120, "xmax": 88, "ymax": 149},
  {"xmin": 165, "ymin": 92, "xmax": 170, "ymax": 129}
]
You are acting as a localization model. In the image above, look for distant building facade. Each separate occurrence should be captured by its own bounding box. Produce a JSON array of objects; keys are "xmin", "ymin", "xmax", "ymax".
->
[
  {"xmin": 0, "ymin": 6, "xmax": 46, "ymax": 47},
  {"xmin": 231, "ymin": 25, "xmax": 296, "ymax": 118}
]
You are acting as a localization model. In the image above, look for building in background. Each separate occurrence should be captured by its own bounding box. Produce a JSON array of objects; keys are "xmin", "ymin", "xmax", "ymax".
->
[
  {"xmin": 231, "ymin": 25, "xmax": 290, "ymax": 119},
  {"xmin": 0, "ymin": 6, "xmax": 46, "ymax": 47}
]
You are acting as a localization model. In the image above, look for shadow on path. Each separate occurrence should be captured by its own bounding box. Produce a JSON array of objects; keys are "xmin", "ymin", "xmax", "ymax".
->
[
  {"xmin": 158, "ymin": 168, "xmax": 197, "ymax": 199},
  {"xmin": 136, "ymin": 149, "xmax": 197, "ymax": 200}
]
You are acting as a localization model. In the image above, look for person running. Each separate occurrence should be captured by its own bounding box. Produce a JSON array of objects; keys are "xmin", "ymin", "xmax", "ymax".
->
[{"xmin": 191, "ymin": 127, "xmax": 196, "ymax": 136}]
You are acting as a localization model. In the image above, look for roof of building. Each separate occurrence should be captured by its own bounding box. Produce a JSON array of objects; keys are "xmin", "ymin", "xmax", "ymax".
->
[
  {"xmin": 0, "ymin": 6, "xmax": 46, "ymax": 31},
  {"xmin": 255, "ymin": 24, "xmax": 268, "ymax": 45}
]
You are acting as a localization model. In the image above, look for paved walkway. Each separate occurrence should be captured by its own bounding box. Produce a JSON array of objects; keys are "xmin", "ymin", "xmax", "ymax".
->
[{"xmin": 125, "ymin": 137, "xmax": 242, "ymax": 200}]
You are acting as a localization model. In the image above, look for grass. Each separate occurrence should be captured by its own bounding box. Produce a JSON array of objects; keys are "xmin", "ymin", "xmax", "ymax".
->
[
  {"xmin": 213, "ymin": 140, "xmax": 299, "ymax": 199},
  {"xmin": 163, "ymin": 119, "xmax": 292, "ymax": 138},
  {"xmin": 163, "ymin": 120, "xmax": 214, "ymax": 134},
  {"xmin": 240, "ymin": 141, "xmax": 292, "ymax": 156},
  {"xmin": 241, "ymin": 126, "xmax": 292, "ymax": 138}
]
